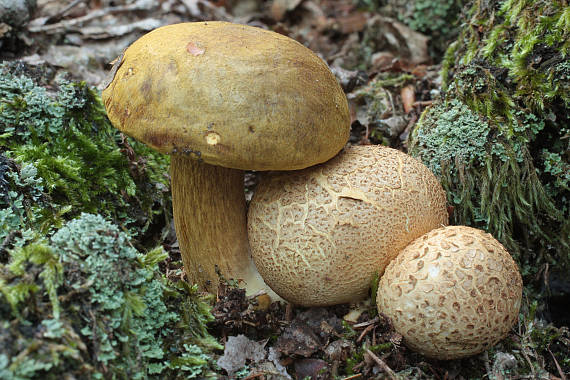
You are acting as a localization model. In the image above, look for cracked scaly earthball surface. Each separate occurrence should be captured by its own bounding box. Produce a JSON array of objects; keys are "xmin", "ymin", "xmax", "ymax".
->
[
  {"xmin": 248, "ymin": 145, "xmax": 448, "ymax": 306},
  {"xmin": 377, "ymin": 225, "xmax": 523, "ymax": 360}
]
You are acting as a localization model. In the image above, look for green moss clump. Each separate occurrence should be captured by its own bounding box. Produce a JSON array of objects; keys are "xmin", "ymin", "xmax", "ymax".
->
[
  {"xmin": 409, "ymin": 0, "xmax": 569, "ymax": 275},
  {"xmin": 0, "ymin": 63, "xmax": 171, "ymax": 250},
  {"xmin": 0, "ymin": 213, "xmax": 222, "ymax": 379}
]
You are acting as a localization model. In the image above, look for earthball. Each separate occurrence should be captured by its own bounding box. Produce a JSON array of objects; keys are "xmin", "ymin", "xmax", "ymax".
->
[
  {"xmin": 248, "ymin": 145, "xmax": 448, "ymax": 306},
  {"xmin": 376, "ymin": 225, "xmax": 523, "ymax": 360}
]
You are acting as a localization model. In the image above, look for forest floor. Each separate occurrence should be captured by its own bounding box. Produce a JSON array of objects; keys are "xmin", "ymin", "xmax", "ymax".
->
[{"xmin": 1, "ymin": 0, "xmax": 568, "ymax": 379}]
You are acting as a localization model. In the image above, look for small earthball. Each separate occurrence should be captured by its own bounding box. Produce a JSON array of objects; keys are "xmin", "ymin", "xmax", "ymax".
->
[
  {"xmin": 376, "ymin": 225, "xmax": 523, "ymax": 360},
  {"xmin": 248, "ymin": 145, "xmax": 448, "ymax": 306}
]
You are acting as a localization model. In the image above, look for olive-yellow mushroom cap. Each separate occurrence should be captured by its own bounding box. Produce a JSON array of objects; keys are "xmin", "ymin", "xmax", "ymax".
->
[
  {"xmin": 102, "ymin": 21, "xmax": 349, "ymax": 171},
  {"xmin": 248, "ymin": 145, "xmax": 448, "ymax": 306},
  {"xmin": 376, "ymin": 225, "xmax": 523, "ymax": 360}
]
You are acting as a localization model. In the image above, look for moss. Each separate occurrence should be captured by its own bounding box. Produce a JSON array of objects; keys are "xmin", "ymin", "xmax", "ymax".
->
[
  {"xmin": 0, "ymin": 63, "xmax": 172, "ymax": 251},
  {"xmin": 409, "ymin": 0, "xmax": 569, "ymax": 276},
  {"xmin": 0, "ymin": 213, "xmax": 221, "ymax": 379},
  {"xmin": 504, "ymin": 297, "xmax": 570, "ymax": 376}
]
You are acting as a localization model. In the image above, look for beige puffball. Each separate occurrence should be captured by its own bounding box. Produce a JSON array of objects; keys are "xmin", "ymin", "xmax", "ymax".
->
[
  {"xmin": 377, "ymin": 225, "xmax": 523, "ymax": 360},
  {"xmin": 248, "ymin": 145, "xmax": 448, "ymax": 306}
]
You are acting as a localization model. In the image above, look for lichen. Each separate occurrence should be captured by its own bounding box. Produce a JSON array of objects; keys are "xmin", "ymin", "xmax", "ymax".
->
[
  {"xmin": 0, "ymin": 213, "xmax": 221, "ymax": 379},
  {"xmin": 413, "ymin": 98, "xmax": 490, "ymax": 175},
  {"xmin": 409, "ymin": 0, "xmax": 569, "ymax": 275},
  {"xmin": 0, "ymin": 64, "xmax": 222, "ymax": 378},
  {"xmin": 0, "ymin": 63, "xmax": 172, "ymax": 253}
]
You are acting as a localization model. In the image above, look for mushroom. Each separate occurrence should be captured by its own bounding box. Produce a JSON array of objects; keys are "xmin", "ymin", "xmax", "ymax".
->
[
  {"xmin": 376, "ymin": 225, "xmax": 523, "ymax": 360},
  {"xmin": 247, "ymin": 145, "xmax": 448, "ymax": 306},
  {"xmin": 101, "ymin": 22, "xmax": 350, "ymax": 297}
]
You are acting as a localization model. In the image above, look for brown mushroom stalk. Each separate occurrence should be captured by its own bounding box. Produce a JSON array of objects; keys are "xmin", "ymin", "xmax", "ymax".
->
[{"xmin": 171, "ymin": 156, "xmax": 271, "ymax": 295}]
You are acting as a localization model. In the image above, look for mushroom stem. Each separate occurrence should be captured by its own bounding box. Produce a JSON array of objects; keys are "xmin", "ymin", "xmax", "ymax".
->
[{"xmin": 170, "ymin": 154, "xmax": 278, "ymax": 299}]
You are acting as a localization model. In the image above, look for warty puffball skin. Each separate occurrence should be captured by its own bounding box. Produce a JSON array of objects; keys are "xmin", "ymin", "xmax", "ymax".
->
[
  {"xmin": 248, "ymin": 145, "xmax": 448, "ymax": 306},
  {"xmin": 377, "ymin": 225, "xmax": 523, "ymax": 360}
]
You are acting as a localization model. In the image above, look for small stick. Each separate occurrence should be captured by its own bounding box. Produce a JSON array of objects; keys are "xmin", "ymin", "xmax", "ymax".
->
[
  {"xmin": 285, "ymin": 302, "xmax": 294, "ymax": 322},
  {"xmin": 243, "ymin": 372, "xmax": 266, "ymax": 380},
  {"xmin": 365, "ymin": 349, "xmax": 397, "ymax": 380},
  {"xmin": 548, "ymin": 347, "xmax": 567, "ymax": 380},
  {"xmin": 353, "ymin": 316, "xmax": 379, "ymax": 329},
  {"xmin": 45, "ymin": 0, "xmax": 85, "ymax": 24},
  {"xmin": 412, "ymin": 100, "xmax": 434, "ymax": 107},
  {"xmin": 341, "ymin": 374, "xmax": 363, "ymax": 380},
  {"xmin": 28, "ymin": 2, "xmax": 149, "ymax": 33},
  {"xmin": 357, "ymin": 323, "xmax": 375, "ymax": 343}
]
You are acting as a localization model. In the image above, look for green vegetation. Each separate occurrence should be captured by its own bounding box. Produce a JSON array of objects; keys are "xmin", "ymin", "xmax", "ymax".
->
[
  {"xmin": 0, "ymin": 65, "xmax": 222, "ymax": 379},
  {"xmin": 0, "ymin": 213, "xmax": 221, "ymax": 379},
  {"xmin": 0, "ymin": 62, "xmax": 172, "ymax": 253},
  {"xmin": 409, "ymin": 0, "xmax": 569, "ymax": 277}
]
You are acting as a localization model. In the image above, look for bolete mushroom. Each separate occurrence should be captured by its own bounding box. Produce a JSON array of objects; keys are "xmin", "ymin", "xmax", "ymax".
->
[
  {"xmin": 247, "ymin": 145, "xmax": 448, "ymax": 306},
  {"xmin": 376, "ymin": 225, "xmax": 523, "ymax": 360},
  {"xmin": 101, "ymin": 22, "xmax": 350, "ymax": 296}
]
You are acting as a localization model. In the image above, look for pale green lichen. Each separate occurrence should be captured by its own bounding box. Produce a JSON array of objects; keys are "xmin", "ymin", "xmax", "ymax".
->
[
  {"xmin": 409, "ymin": 0, "xmax": 569, "ymax": 274},
  {"xmin": 413, "ymin": 98, "xmax": 490, "ymax": 175},
  {"xmin": 0, "ymin": 213, "xmax": 221, "ymax": 379},
  {"xmin": 0, "ymin": 63, "xmax": 171, "ymax": 248}
]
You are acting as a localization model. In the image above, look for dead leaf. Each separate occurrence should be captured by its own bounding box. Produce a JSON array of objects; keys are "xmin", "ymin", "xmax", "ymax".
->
[
  {"xmin": 336, "ymin": 12, "xmax": 368, "ymax": 34},
  {"xmin": 0, "ymin": 23, "xmax": 12, "ymax": 38},
  {"xmin": 78, "ymin": 18, "xmax": 163, "ymax": 39},
  {"xmin": 371, "ymin": 51, "xmax": 396, "ymax": 72},
  {"xmin": 217, "ymin": 335, "xmax": 266, "ymax": 375},
  {"xmin": 390, "ymin": 19, "xmax": 430, "ymax": 64},
  {"xmin": 275, "ymin": 308, "xmax": 343, "ymax": 357},
  {"xmin": 294, "ymin": 358, "xmax": 328, "ymax": 379},
  {"xmin": 270, "ymin": 0, "xmax": 303, "ymax": 21},
  {"xmin": 401, "ymin": 84, "xmax": 415, "ymax": 113},
  {"xmin": 381, "ymin": 115, "xmax": 408, "ymax": 137}
]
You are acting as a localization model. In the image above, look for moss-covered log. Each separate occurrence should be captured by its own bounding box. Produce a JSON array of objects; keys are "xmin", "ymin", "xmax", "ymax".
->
[
  {"xmin": 0, "ymin": 62, "xmax": 172, "ymax": 254},
  {"xmin": 409, "ymin": 0, "xmax": 569, "ymax": 277},
  {"xmin": 0, "ymin": 64, "xmax": 222, "ymax": 378}
]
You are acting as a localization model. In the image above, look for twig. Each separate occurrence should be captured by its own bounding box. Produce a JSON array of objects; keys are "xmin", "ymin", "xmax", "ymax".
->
[
  {"xmin": 483, "ymin": 351, "xmax": 492, "ymax": 377},
  {"xmin": 412, "ymin": 100, "xmax": 434, "ymax": 107},
  {"xmin": 45, "ymin": 0, "xmax": 85, "ymax": 24},
  {"xmin": 519, "ymin": 346, "xmax": 536, "ymax": 378},
  {"xmin": 353, "ymin": 316, "xmax": 379, "ymax": 329},
  {"xmin": 357, "ymin": 323, "xmax": 376, "ymax": 343},
  {"xmin": 341, "ymin": 374, "xmax": 363, "ymax": 380},
  {"xmin": 285, "ymin": 302, "xmax": 294, "ymax": 322},
  {"xmin": 365, "ymin": 349, "xmax": 398, "ymax": 380},
  {"xmin": 28, "ymin": 0, "xmax": 153, "ymax": 33},
  {"xmin": 548, "ymin": 346, "xmax": 566, "ymax": 380}
]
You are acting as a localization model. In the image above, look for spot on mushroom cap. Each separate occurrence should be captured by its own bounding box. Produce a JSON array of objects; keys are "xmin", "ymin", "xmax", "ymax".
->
[
  {"xmin": 376, "ymin": 225, "xmax": 523, "ymax": 360},
  {"xmin": 102, "ymin": 21, "xmax": 350, "ymax": 171},
  {"xmin": 248, "ymin": 145, "xmax": 449, "ymax": 306}
]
